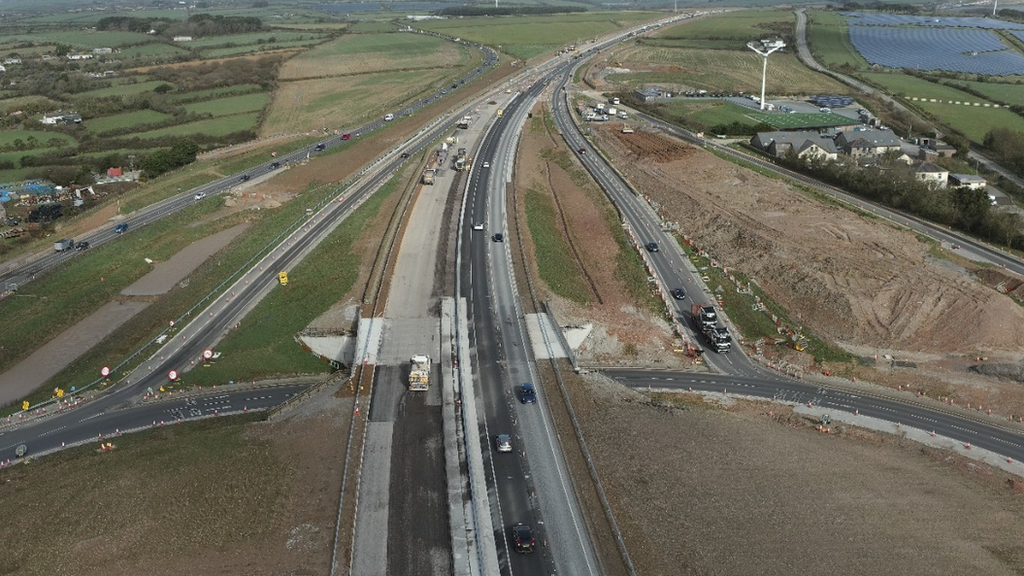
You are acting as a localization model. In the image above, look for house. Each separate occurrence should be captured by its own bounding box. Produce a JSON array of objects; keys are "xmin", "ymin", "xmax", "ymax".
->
[
  {"xmin": 2, "ymin": 57, "xmax": 21, "ymax": 65},
  {"xmin": 948, "ymin": 173, "xmax": 986, "ymax": 190},
  {"xmin": 67, "ymin": 53, "xmax": 94, "ymax": 60},
  {"xmin": 750, "ymin": 131, "xmax": 838, "ymax": 162},
  {"xmin": 40, "ymin": 112, "xmax": 82, "ymax": 125},
  {"xmin": 834, "ymin": 128, "xmax": 903, "ymax": 158},
  {"xmin": 107, "ymin": 167, "xmax": 123, "ymax": 178},
  {"xmin": 918, "ymin": 137, "xmax": 956, "ymax": 159},
  {"xmin": 910, "ymin": 160, "xmax": 948, "ymax": 188},
  {"xmin": 0, "ymin": 65, "xmax": 5, "ymax": 74},
  {"xmin": 173, "ymin": 36, "xmax": 193, "ymax": 42},
  {"xmin": 92, "ymin": 47, "xmax": 113, "ymax": 55}
]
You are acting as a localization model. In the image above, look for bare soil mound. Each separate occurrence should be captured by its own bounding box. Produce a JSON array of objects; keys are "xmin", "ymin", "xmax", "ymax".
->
[{"xmin": 593, "ymin": 125, "xmax": 1024, "ymax": 357}]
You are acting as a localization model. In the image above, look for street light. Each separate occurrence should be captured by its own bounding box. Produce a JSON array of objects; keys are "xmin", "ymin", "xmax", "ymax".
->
[{"xmin": 746, "ymin": 39, "xmax": 786, "ymax": 111}]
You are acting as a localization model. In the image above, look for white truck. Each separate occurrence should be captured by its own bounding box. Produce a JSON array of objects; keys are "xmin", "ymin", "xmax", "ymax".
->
[
  {"xmin": 54, "ymin": 238, "xmax": 74, "ymax": 252},
  {"xmin": 408, "ymin": 355, "xmax": 431, "ymax": 391}
]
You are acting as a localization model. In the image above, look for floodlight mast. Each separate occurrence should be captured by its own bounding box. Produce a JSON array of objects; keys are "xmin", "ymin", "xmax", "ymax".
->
[{"xmin": 746, "ymin": 39, "xmax": 785, "ymax": 111}]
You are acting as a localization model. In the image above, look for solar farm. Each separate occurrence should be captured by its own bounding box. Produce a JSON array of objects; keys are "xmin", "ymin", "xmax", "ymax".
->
[{"xmin": 843, "ymin": 12, "xmax": 1024, "ymax": 76}]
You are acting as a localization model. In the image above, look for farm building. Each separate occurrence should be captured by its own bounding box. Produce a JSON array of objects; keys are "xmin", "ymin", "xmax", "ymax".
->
[
  {"xmin": 750, "ymin": 131, "xmax": 839, "ymax": 162},
  {"xmin": 40, "ymin": 112, "xmax": 82, "ymax": 125}
]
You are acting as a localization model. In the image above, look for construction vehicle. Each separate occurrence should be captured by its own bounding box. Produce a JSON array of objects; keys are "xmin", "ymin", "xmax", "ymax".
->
[
  {"xmin": 409, "ymin": 354, "xmax": 431, "ymax": 391},
  {"xmin": 457, "ymin": 115, "xmax": 472, "ymax": 129},
  {"xmin": 422, "ymin": 169, "xmax": 436, "ymax": 185},
  {"xmin": 54, "ymin": 238, "xmax": 74, "ymax": 252},
  {"xmin": 445, "ymin": 136, "xmax": 458, "ymax": 146},
  {"xmin": 496, "ymin": 109, "xmax": 503, "ymax": 118},
  {"xmin": 454, "ymin": 147, "xmax": 469, "ymax": 171}
]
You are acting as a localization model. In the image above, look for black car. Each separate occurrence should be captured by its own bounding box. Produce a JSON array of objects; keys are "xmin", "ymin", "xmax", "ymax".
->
[
  {"xmin": 645, "ymin": 242, "xmax": 659, "ymax": 252},
  {"xmin": 492, "ymin": 233, "xmax": 504, "ymax": 243},
  {"xmin": 314, "ymin": 143, "xmax": 326, "ymax": 152},
  {"xmin": 74, "ymin": 241, "xmax": 90, "ymax": 251},
  {"xmin": 239, "ymin": 174, "xmax": 250, "ymax": 182},
  {"xmin": 578, "ymin": 147, "xmax": 586, "ymax": 155},
  {"xmin": 512, "ymin": 524, "xmax": 535, "ymax": 554},
  {"xmin": 270, "ymin": 161, "xmax": 281, "ymax": 169},
  {"xmin": 520, "ymin": 382, "xmax": 537, "ymax": 404},
  {"xmin": 671, "ymin": 287, "xmax": 686, "ymax": 300},
  {"xmin": 400, "ymin": 152, "xmax": 410, "ymax": 159}
]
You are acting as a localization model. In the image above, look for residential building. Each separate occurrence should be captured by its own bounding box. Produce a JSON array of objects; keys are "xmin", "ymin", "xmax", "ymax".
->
[
  {"xmin": 173, "ymin": 36, "xmax": 193, "ymax": 42},
  {"xmin": 910, "ymin": 160, "xmax": 948, "ymax": 188},
  {"xmin": 40, "ymin": 112, "xmax": 82, "ymax": 125},
  {"xmin": 834, "ymin": 128, "xmax": 903, "ymax": 158},
  {"xmin": 948, "ymin": 173, "xmax": 986, "ymax": 190},
  {"xmin": 750, "ymin": 131, "xmax": 839, "ymax": 162}
]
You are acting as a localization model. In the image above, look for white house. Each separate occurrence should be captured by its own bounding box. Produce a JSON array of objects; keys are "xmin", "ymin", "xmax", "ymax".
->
[
  {"xmin": 67, "ymin": 53, "xmax": 94, "ymax": 60},
  {"xmin": 173, "ymin": 36, "xmax": 193, "ymax": 42},
  {"xmin": 911, "ymin": 160, "xmax": 948, "ymax": 188},
  {"xmin": 40, "ymin": 112, "xmax": 82, "ymax": 125}
]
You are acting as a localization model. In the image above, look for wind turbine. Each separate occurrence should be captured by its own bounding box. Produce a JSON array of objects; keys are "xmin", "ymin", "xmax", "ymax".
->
[{"xmin": 746, "ymin": 39, "xmax": 785, "ymax": 111}]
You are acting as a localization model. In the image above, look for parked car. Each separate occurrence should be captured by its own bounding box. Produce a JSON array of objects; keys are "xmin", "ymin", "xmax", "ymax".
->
[
  {"xmin": 114, "ymin": 223, "xmax": 129, "ymax": 234},
  {"xmin": 520, "ymin": 382, "xmax": 537, "ymax": 404},
  {"xmin": 512, "ymin": 524, "xmax": 535, "ymax": 554},
  {"xmin": 645, "ymin": 242, "xmax": 659, "ymax": 252},
  {"xmin": 496, "ymin": 434, "xmax": 513, "ymax": 453},
  {"xmin": 74, "ymin": 241, "xmax": 90, "ymax": 251},
  {"xmin": 671, "ymin": 288, "xmax": 686, "ymax": 300}
]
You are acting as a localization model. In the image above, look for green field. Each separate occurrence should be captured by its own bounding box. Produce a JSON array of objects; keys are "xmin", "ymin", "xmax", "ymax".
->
[
  {"xmin": 3, "ymin": 30, "xmax": 158, "ymax": 48},
  {"xmin": 608, "ymin": 47, "xmax": 846, "ymax": 95},
  {"xmin": 944, "ymin": 79, "xmax": 1024, "ymax": 105},
  {"xmin": 134, "ymin": 113, "xmax": 260, "ymax": 139},
  {"xmin": 805, "ymin": 10, "xmax": 869, "ymax": 69},
  {"xmin": 119, "ymin": 42, "xmax": 191, "ymax": 61},
  {"xmin": 657, "ymin": 100, "xmax": 763, "ymax": 129},
  {"xmin": 185, "ymin": 31, "xmax": 324, "ymax": 48},
  {"xmin": 653, "ymin": 9, "xmax": 795, "ymax": 42},
  {"xmin": 166, "ymin": 85, "xmax": 263, "ymax": 104},
  {"xmin": 73, "ymin": 80, "xmax": 172, "ymax": 100},
  {"xmin": 182, "ymin": 93, "xmax": 270, "ymax": 117},
  {"xmin": 85, "ymin": 110, "xmax": 173, "ymax": 134},
  {"xmin": 525, "ymin": 186, "xmax": 591, "ymax": 304},
  {"xmin": 860, "ymin": 72, "xmax": 982, "ymax": 101},
  {"xmin": 0, "ymin": 129, "xmax": 75, "ymax": 149},
  {"xmin": 200, "ymin": 39, "xmax": 324, "ymax": 58},
  {"xmin": 417, "ymin": 11, "xmax": 662, "ymax": 60}
]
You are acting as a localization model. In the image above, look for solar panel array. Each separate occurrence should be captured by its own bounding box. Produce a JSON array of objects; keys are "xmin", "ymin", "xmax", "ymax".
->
[
  {"xmin": 843, "ymin": 12, "xmax": 1024, "ymax": 30},
  {"xmin": 809, "ymin": 95, "xmax": 856, "ymax": 108},
  {"xmin": 848, "ymin": 26, "xmax": 1024, "ymax": 76}
]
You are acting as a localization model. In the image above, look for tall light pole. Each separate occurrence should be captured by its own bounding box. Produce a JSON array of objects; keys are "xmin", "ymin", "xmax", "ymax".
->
[{"xmin": 746, "ymin": 39, "xmax": 785, "ymax": 111}]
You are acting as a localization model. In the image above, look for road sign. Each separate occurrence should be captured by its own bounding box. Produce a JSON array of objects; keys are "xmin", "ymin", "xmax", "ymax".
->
[
  {"xmin": 168, "ymin": 370, "xmax": 178, "ymax": 381},
  {"xmin": 101, "ymin": 366, "xmax": 110, "ymax": 377},
  {"xmin": 203, "ymin": 349, "xmax": 213, "ymax": 360},
  {"xmin": 278, "ymin": 271, "xmax": 289, "ymax": 285}
]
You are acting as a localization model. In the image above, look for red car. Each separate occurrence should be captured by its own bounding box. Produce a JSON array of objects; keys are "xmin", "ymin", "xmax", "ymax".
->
[{"xmin": 341, "ymin": 133, "xmax": 351, "ymax": 141}]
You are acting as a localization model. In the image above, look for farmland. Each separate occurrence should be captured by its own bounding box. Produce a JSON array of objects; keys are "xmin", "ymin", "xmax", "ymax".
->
[
  {"xmin": 606, "ymin": 46, "xmax": 846, "ymax": 95},
  {"xmin": 650, "ymin": 8, "xmax": 794, "ymax": 42},
  {"xmin": 133, "ymin": 113, "xmax": 260, "ymax": 139},
  {"xmin": 182, "ymin": 93, "xmax": 270, "ymax": 117},
  {"xmin": 279, "ymin": 32, "xmax": 466, "ymax": 79},
  {"xmin": 417, "ymin": 11, "xmax": 662, "ymax": 60},
  {"xmin": 805, "ymin": 9, "xmax": 870, "ymax": 69},
  {"xmin": 73, "ymin": 81, "xmax": 171, "ymax": 100},
  {"xmin": 85, "ymin": 110, "xmax": 173, "ymax": 134}
]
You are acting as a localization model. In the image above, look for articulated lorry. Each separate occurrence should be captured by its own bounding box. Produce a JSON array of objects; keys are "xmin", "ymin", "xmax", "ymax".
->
[
  {"xmin": 691, "ymin": 303, "xmax": 731, "ymax": 353},
  {"xmin": 409, "ymin": 355, "xmax": 431, "ymax": 391}
]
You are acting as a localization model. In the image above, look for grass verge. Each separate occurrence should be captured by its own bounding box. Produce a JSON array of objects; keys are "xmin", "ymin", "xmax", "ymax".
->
[{"xmin": 524, "ymin": 186, "xmax": 591, "ymax": 305}]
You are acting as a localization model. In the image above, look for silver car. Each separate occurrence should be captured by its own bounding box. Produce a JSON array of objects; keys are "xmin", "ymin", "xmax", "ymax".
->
[{"xmin": 496, "ymin": 434, "xmax": 513, "ymax": 453}]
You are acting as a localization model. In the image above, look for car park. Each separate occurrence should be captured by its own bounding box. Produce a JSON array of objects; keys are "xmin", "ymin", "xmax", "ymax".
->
[
  {"xmin": 74, "ymin": 241, "xmax": 89, "ymax": 251},
  {"xmin": 496, "ymin": 434, "xmax": 513, "ymax": 453},
  {"xmin": 671, "ymin": 288, "xmax": 686, "ymax": 300},
  {"xmin": 512, "ymin": 524, "xmax": 535, "ymax": 553},
  {"xmin": 114, "ymin": 223, "xmax": 128, "ymax": 234},
  {"xmin": 492, "ymin": 233, "xmax": 504, "ymax": 242},
  {"xmin": 645, "ymin": 242, "xmax": 659, "ymax": 252},
  {"xmin": 520, "ymin": 382, "xmax": 537, "ymax": 404}
]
